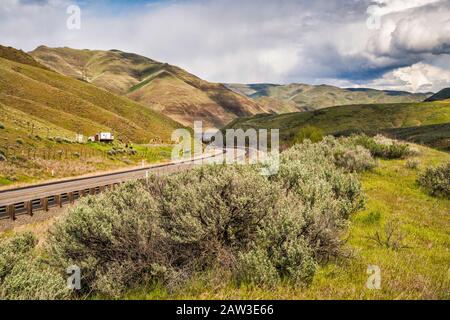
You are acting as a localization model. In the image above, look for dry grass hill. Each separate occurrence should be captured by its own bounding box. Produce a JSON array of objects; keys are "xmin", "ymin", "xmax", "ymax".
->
[
  {"xmin": 0, "ymin": 45, "xmax": 183, "ymax": 144},
  {"xmin": 30, "ymin": 46, "xmax": 266, "ymax": 128}
]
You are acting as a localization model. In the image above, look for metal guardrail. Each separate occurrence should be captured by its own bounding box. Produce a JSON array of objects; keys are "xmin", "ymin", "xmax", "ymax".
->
[
  {"xmin": 0, "ymin": 150, "xmax": 230, "ymax": 221},
  {"xmin": 0, "ymin": 185, "xmax": 115, "ymax": 221}
]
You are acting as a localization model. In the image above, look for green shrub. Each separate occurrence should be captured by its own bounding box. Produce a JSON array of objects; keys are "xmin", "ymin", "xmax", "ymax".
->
[
  {"xmin": 0, "ymin": 232, "xmax": 68, "ymax": 300},
  {"xmin": 418, "ymin": 162, "xmax": 450, "ymax": 198},
  {"xmin": 147, "ymin": 165, "xmax": 283, "ymax": 266},
  {"xmin": 238, "ymin": 194, "xmax": 317, "ymax": 285},
  {"xmin": 46, "ymin": 137, "xmax": 368, "ymax": 295},
  {"xmin": 0, "ymin": 258, "xmax": 69, "ymax": 300},
  {"xmin": 333, "ymin": 145, "xmax": 377, "ymax": 172},
  {"xmin": 236, "ymin": 249, "xmax": 279, "ymax": 286},
  {"xmin": 271, "ymin": 138, "xmax": 365, "ymax": 260},
  {"xmin": 405, "ymin": 159, "xmax": 421, "ymax": 170},
  {"xmin": 0, "ymin": 232, "xmax": 37, "ymax": 280},
  {"xmin": 293, "ymin": 126, "xmax": 324, "ymax": 144},
  {"xmin": 352, "ymin": 135, "xmax": 415, "ymax": 159},
  {"xmin": 48, "ymin": 181, "xmax": 166, "ymax": 298}
]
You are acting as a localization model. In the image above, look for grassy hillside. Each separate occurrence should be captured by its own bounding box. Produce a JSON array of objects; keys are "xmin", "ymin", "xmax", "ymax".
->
[
  {"xmin": 333, "ymin": 123, "xmax": 450, "ymax": 152},
  {"xmin": 0, "ymin": 45, "xmax": 50, "ymax": 71},
  {"xmin": 0, "ymin": 47, "xmax": 184, "ymax": 187},
  {"xmin": 425, "ymin": 88, "xmax": 450, "ymax": 102},
  {"xmin": 226, "ymin": 83, "xmax": 432, "ymax": 113},
  {"xmin": 224, "ymin": 102, "xmax": 450, "ymax": 148},
  {"xmin": 0, "ymin": 54, "xmax": 183, "ymax": 144},
  {"xmin": 30, "ymin": 46, "xmax": 266, "ymax": 128}
]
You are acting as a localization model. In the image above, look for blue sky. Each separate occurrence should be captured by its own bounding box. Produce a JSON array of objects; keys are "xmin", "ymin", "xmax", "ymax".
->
[{"xmin": 1, "ymin": 0, "xmax": 450, "ymax": 92}]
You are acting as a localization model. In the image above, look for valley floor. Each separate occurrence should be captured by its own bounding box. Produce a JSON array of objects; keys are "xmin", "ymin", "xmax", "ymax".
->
[{"xmin": 125, "ymin": 145, "xmax": 450, "ymax": 300}]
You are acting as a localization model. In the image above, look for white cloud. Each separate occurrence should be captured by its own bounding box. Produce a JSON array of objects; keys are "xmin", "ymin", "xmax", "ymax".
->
[
  {"xmin": 1, "ymin": 0, "xmax": 450, "ymax": 92},
  {"xmin": 365, "ymin": 58, "xmax": 450, "ymax": 92}
]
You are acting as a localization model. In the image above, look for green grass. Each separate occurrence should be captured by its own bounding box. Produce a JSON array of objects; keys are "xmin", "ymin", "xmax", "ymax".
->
[
  {"xmin": 125, "ymin": 145, "xmax": 450, "ymax": 300},
  {"xmin": 224, "ymin": 102, "xmax": 450, "ymax": 149}
]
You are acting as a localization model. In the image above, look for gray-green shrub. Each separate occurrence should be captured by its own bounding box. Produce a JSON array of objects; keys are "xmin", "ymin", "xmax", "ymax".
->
[
  {"xmin": 418, "ymin": 162, "xmax": 450, "ymax": 198},
  {"xmin": 274, "ymin": 138, "xmax": 365, "ymax": 260},
  {"xmin": 48, "ymin": 181, "xmax": 168, "ymax": 298},
  {"xmin": 0, "ymin": 232, "xmax": 36, "ymax": 280},
  {"xmin": 0, "ymin": 258, "xmax": 69, "ymax": 300},
  {"xmin": 333, "ymin": 145, "xmax": 377, "ymax": 172},
  {"xmin": 45, "ymin": 137, "xmax": 368, "ymax": 296},
  {"xmin": 0, "ymin": 232, "xmax": 68, "ymax": 300},
  {"xmin": 352, "ymin": 135, "xmax": 415, "ymax": 159}
]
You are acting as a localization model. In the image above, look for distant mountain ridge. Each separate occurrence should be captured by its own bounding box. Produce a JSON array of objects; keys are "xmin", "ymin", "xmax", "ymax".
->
[
  {"xmin": 30, "ymin": 46, "xmax": 266, "ymax": 128},
  {"xmin": 225, "ymin": 83, "xmax": 433, "ymax": 113},
  {"xmin": 425, "ymin": 88, "xmax": 450, "ymax": 102}
]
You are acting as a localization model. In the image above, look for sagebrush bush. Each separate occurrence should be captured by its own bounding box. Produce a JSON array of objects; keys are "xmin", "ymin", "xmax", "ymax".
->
[
  {"xmin": 239, "ymin": 194, "xmax": 317, "ymax": 285},
  {"xmin": 0, "ymin": 258, "xmax": 69, "ymax": 300},
  {"xmin": 48, "ymin": 181, "xmax": 168, "ymax": 298},
  {"xmin": 274, "ymin": 139, "xmax": 365, "ymax": 260},
  {"xmin": 352, "ymin": 135, "xmax": 415, "ymax": 159},
  {"xmin": 333, "ymin": 145, "xmax": 377, "ymax": 172},
  {"xmin": 418, "ymin": 162, "xmax": 450, "ymax": 198},
  {"xmin": 0, "ymin": 232, "xmax": 36, "ymax": 280},
  {"xmin": 0, "ymin": 232, "xmax": 68, "ymax": 300},
  {"xmin": 43, "ymin": 137, "xmax": 369, "ymax": 296},
  {"xmin": 405, "ymin": 159, "xmax": 421, "ymax": 170}
]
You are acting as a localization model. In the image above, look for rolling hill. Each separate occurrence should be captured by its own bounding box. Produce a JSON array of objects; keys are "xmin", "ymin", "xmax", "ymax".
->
[
  {"xmin": 225, "ymin": 83, "xmax": 432, "ymax": 113},
  {"xmin": 30, "ymin": 46, "xmax": 266, "ymax": 128},
  {"xmin": 0, "ymin": 45, "xmax": 184, "ymax": 144},
  {"xmin": 224, "ymin": 102, "xmax": 450, "ymax": 149},
  {"xmin": 425, "ymin": 88, "xmax": 450, "ymax": 102}
]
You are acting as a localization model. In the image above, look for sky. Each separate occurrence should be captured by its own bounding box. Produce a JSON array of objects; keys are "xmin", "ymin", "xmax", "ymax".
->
[{"xmin": 1, "ymin": 0, "xmax": 450, "ymax": 93}]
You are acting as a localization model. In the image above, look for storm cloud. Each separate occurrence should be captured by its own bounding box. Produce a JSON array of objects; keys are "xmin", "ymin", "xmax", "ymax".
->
[{"xmin": 0, "ymin": 0, "xmax": 449, "ymax": 92}]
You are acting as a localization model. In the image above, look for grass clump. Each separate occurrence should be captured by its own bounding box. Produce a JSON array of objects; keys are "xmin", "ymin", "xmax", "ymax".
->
[{"xmin": 418, "ymin": 162, "xmax": 450, "ymax": 198}]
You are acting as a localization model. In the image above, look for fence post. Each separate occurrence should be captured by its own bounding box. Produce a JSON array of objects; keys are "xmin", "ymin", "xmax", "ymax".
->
[
  {"xmin": 69, "ymin": 192, "xmax": 74, "ymax": 204},
  {"xmin": 41, "ymin": 198, "xmax": 49, "ymax": 212},
  {"xmin": 27, "ymin": 200, "xmax": 33, "ymax": 216},
  {"xmin": 56, "ymin": 195, "xmax": 62, "ymax": 208},
  {"xmin": 8, "ymin": 204, "xmax": 15, "ymax": 220}
]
